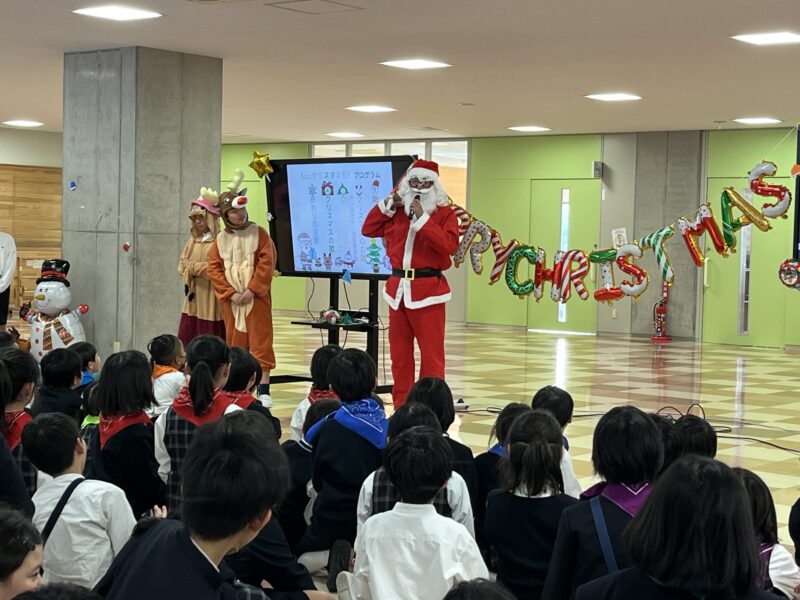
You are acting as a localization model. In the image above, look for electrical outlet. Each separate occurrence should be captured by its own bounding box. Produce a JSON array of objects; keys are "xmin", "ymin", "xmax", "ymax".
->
[{"xmin": 612, "ymin": 308, "xmax": 617, "ymax": 319}]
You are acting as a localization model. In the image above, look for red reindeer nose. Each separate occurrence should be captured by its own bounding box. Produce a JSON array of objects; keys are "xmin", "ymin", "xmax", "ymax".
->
[{"xmin": 232, "ymin": 195, "xmax": 248, "ymax": 209}]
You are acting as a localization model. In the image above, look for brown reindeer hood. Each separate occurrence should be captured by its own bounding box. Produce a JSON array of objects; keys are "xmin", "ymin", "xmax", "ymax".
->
[{"xmin": 219, "ymin": 169, "xmax": 253, "ymax": 232}]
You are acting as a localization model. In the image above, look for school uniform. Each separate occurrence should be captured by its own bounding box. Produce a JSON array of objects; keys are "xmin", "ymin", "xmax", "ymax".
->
[
  {"xmin": 542, "ymin": 482, "xmax": 652, "ymax": 600},
  {"xmin": 356, "ymin": 466, "xmax": 475, "ymax": 539},
  {"xmin": 295, "ymin": 398, "xmax": 387, "ymax": 554},
  {"xmin": 446, "ymin": 435, "xmax": 479, "ymax": 509},
  {"xmin": 574, "ymin": 566, "xmax": 775, "ymax": 600},
  {"xmin": 0, "ymin": 434, "xmax": 33, "ymax": 517},
  {"xmin": 94, "ymin": 518, "xmax": 307, "ymax": 600},
  {"xmin": 223, "ymin": 389, "xmax": 281, "ymax": 439},
  {"xmin": 154, "ymin": 387, "xmax": 241, "ymax": 514},
  {"xmin": 226, "ymin": 516, "xmax": 315, "ymax": 592},
  {"xmin": 474, "ymin": 445, "xmax": 503, "ymax": 553},
  {"xmin": 353, "ymin": 502, "xmax": 488, "ymax": 600},
  {"xmin": 278, "ymin": 439, "xmax": 313, "ymax": 550},
  {"xmin": 32, "ymin": 473, "xmax": 136, "ymax": 588},
  {"xmin": 87, "ymin": 412, "xmax": 166, "ymax": 517},
  {"xmin": 761, "ymin": 543, "xmax": 800, "ymax": 599},
  {"xmin": 484, "ymin": 488, "xmax": 577, "ymax": 600},
  {"xmin": 4, "ymin": 409, "xmax": 36, "ymax": 497},
  {"xmin": 151, "ymin": 367, "xmax": 187, "ymax": 417},
  {"xmin": 31, "ymin": 385, "xmax": 84, "ymax": 419},
  {"xmin": 289, "ymin": 389, "xmax": 340, "ymax": 441}
]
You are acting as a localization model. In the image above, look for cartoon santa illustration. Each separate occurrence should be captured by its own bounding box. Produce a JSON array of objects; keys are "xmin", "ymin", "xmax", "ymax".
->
[
  {"xmin": 297, "ymin": 232, "xmax": 313, "ymax": 271},
  {"xmin": 362, "ymin": 160, "xmax": 459, "ymax": 406}
]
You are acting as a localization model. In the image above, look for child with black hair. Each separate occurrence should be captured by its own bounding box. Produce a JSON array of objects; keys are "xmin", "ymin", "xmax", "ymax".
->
[
  {"xmin": 14, "ymin": 583, "xmax": 103, "ymax": 600},
  {"xmin": 734, "ymin": 468, "xmax": 800, "ymax": 599},
  {"xmin": 531, "ymin": 385, "xmax": 581, "ymax": 498},
  {"xmin": 648, "ymin": 413, "xmax": 682, "ymax": 476},
  {"xmin": 88, "ymin": 350, "xmax": 166, "ymax": 517},
  {"xmin": 406, "ymin": 377, "xmax": 478, "ymax": 507},
  {"xmin": 0, "ymin": 330, "xmax": 18, "ymax": 349},
  {"xmin": 279, "ymin": 399, "xmax": 341, "ymax": 550},
  {"xmin": 69, "ymin": 342, "xmax": 100, "ymax": 396},
  {"xmin": 154, "ymin": 335, "xmax": 240, "ymax": 515},
  {"xmin": 674, "ymin": 413, "xmax": 717, "ymax": 458},
  {"xmin": 543, "ymin": 405, "xmax": 664, "ymax": 599},
  {"xmin": 356, "ymin": 401, "xmax": 475, "ymax": 538},
  {"xmin": 296, "ymin": 348, "xmax": 387, "ymax": 592},
  {"xmin": 346, "ymin": 427, "xmax": 487, "ymax": 600},
  {"xmin": 289, "ymin": 345, "xmax": 341, "ymax": 441},
  {"xmin": 95, "ymin": 411, "xmax": 332, "ymax": 600},
  {"xmin": 0, "ymin": 507, "xmax": 43, "ymax": 598},
  {"xmin": 485, "ymin": 410, "xmax": 578, "ymax": 599},
  {"xmin": 31, "ymin": 349, "xmax": 82, "ymax": 419},
  {"xmin": 147, "ymin": 334, "xmax": 187, "ymax": 417},
  {"xmin": 443, "ymin": 579, "xmax": 516, "ymax": 600},
  {"xmin": 0, "ymin": 359, "xmax": 34, "ymax": 517},
  {"xmin": 575, "ymin": 457, "xmax": 773, "ymax": 600},
  {"xmin": 0, "ymin": 347, "xmax": 39, "ymax": 497},
  {"xmin": 222, "ymin": 346, "xmax": 281, "ymax": 439},
  {"xmin": 22, "ymin": 413, "xmax": 135, "ymax": 589}
]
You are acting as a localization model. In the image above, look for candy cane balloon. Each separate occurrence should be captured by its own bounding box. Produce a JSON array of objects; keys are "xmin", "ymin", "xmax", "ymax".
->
[
  {"xmin": 551, "ymin": 250, "xmax": 590, "ymax": 303},
  {"xmin": 743, "ymin": 161, "xmax": 793, "ymax": 219},
  {"xmin": 454, "ymin": 219, "xmax": 492, "ymax": 274},
  {"xmin": 638, "ymin": 226, "xmax": 675, "ymax": 285},
  {"xmin": 615, "ymin": 244, "xmax": 649, "ymax": 299},
  {"xmin": 451, "ymin": 205, "xmax": 473, "ymax": 236},
  {"xmin": 489, "ymin": 230, "xmax": 519, "ymax": 285}
]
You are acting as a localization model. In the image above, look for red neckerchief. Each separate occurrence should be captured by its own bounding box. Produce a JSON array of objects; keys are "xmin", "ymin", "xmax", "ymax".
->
[
  {"xmin": 99, "ymin": 412, "xmax": 153, "ymax": 449},
  {"xmin": 308, "ymin": 388, "xmax": 339, "ymax": 405},
  {"xmin": 171, "ymin": 386, "xmax": 233, "ymax": 426},
  {"xmin": 3, "ymin": 411, "xmax": 32, "ymax": 451},
  {"xmin": 219, "ymin": 389, "xmax": 256, "ymax": 410}
]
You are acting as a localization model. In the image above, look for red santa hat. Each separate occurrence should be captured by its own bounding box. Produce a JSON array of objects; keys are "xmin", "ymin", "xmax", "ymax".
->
[{"xmin": 406, "ymin": 159, "xmax": 440, "ymax": 181}]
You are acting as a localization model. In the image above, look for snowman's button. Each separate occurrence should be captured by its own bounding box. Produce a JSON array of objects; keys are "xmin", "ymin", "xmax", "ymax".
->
[
  {"xmin": 35, "ymin": 328, "xmax": 40, "ymax": 333},
  {"xmin": 38, "ymin": 352, "xmax": 42, "ymax": 357}
]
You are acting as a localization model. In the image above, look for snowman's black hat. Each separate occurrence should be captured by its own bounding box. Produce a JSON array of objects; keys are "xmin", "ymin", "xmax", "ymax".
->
[{"xmin": 37, "ymin": 259, "xmax": 71, "ymax": 287}]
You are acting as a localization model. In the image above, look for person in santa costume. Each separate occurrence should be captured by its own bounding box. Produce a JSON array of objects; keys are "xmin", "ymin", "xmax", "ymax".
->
[
  {"xmin": 207, "ymin": 169, "xmax": 277, "ymax": 406},
  {"xmin": 362, "ymin": 159, "xmax": 459, "ymax": 407}
]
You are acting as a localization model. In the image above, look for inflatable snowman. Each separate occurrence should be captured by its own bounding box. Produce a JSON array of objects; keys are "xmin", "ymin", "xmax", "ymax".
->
[{"xmin": 22, "ymin": 259, "xmax": 89, "ymax": 362}]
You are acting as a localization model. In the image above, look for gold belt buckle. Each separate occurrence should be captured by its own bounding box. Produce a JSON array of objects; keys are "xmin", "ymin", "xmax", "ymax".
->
[{"xmin": 404, "ymin": 268, "xmax": 416, "ymax": 280}]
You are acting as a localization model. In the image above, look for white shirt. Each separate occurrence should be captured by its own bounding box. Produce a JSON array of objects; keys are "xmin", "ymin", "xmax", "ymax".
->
[
  {"xmin": 32, "ymin": 473, "xmax": 136, "ymax": 589},
  {"xmin": 353, "ymin": 502, "xmax": 488, "ymax": 600},
  {"xmin": 356, "ymin": 470, "xmax": 475, "ymax": 539},
  {"xmin": 561, "ymin": 448, "xmax": 581, "ymax": 498},
  {"xmin": 289, "ymin": 396, "xmax": 312, "ymax": 442},
  {"xmin": 154, "ymin": 403, "xmax": 242, "ymax": 482},
  {"xmin": 150, "ymin": 372, "xmax": 187, "ymax": 417},
  {"xmin": 770, "ymin": 543, "xmax": 800, "ymax": 599},
  {"xmin": 0, "ymin": 231, "xmax": 16, "ymax": 293}
]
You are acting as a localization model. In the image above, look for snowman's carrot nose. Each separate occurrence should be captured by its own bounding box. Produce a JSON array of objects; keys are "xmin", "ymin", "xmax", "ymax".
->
[{"xmin": 35, "ymin": 294, "xmax": 46, "ymax": 301}]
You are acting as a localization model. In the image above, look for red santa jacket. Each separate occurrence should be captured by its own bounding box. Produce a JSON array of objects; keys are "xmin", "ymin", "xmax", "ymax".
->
[{"xmin": 362, "ymin": 198, "xmax": 459, "ymax": 310}]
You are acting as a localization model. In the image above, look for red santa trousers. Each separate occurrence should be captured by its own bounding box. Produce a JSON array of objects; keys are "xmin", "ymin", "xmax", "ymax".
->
[{"xmin": 389, "ymin": 300, "xmax": 446, "ymax": 407}]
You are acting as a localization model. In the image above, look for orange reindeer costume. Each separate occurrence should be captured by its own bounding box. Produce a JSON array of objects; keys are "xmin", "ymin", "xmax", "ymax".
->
[{"xmin": 208, "ymin": 170, "xmax": 277, "ymax": 391}]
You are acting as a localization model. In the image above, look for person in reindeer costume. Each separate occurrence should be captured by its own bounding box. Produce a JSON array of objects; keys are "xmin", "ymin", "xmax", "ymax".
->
[
  {"xmin": 177, "ymin": 186, "xmax": 225, "ymax": 346},
  {"xmin": 362, "ymin": 160, "xmax": 459, "ymax": 407},
  {"xmin": 208, "ymin": 169, "xmax": 277, "ymax": 405},
  {"xmin": 22, "ymin": 259, "xmax": 88, "ymax": 362}
]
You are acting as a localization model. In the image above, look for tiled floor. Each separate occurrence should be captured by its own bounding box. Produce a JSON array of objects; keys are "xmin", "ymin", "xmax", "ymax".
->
[{"xmin": 268, "ymin": 312, "xmax": 800, "ymax": 542}]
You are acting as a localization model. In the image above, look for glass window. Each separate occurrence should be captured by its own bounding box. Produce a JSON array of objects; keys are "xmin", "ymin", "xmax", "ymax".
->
[
  {"xmin": 312, "ymin": 144, "xmax": 346, "ymax": 159},
  {"xmin": 351, "ymin": 143, "xmax": 387, "ymax": 157},
  {"xmin": 738, "ymin": 224, "xmax": 752, "ymax": 335},
  {"xmin": 390, "ymin": 142, "xmax": 426, "ymax": 160},
  {"xmin": 558, "ymin": 189, "xmax": 571, "ymax": 323},
  {"xmin": 431, "ymin": 141, "xmax": 468, "ymax": 206}
]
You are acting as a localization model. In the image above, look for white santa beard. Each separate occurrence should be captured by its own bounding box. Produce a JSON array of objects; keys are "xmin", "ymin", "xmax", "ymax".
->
[{"xmin": 402, "ymin": 189, "xmax": 437, "ymax": 216}]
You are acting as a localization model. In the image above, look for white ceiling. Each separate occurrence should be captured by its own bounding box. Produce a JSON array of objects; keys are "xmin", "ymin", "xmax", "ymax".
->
[{"xmin": 2, "ymin": 0, "xmax": 800, "ymax": 143}]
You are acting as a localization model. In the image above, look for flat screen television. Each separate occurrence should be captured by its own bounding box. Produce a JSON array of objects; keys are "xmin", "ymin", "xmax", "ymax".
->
[{"xmin": 266, "ymin": 155, "xmax": 414, "ymax": 279}]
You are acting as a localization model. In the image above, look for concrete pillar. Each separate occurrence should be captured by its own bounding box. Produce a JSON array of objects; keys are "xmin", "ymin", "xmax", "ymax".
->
[{"xmin": 61, "ymin": 47, "xmax": 222, "ymax": 357}]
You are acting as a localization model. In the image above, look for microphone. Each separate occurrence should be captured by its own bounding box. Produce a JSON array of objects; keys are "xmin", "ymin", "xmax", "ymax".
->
[{"xmin": 409, "ymin": 194, "xmax": 419, "ymax": 221}]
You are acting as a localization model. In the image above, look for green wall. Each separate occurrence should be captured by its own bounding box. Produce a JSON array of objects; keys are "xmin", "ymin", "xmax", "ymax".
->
[
  {"xmin": 220, "ymin": 143, "xmax": 310, "ymax": 311},
  {"xmin": 467, "ymin": 136, "xmax": 602, "ymax": 326},
  {"xmin": 703, "ymin": 129, "xmax": 799, "ymax": 348}
]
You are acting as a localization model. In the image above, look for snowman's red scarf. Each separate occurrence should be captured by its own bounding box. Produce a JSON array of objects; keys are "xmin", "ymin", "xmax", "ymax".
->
[{"xmin": 33, "ymin": 311, "xmax": 75, "ymax": 351}]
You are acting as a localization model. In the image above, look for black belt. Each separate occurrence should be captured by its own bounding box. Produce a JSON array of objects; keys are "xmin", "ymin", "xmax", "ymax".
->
[{"xmin": 392, "ymin": 268, "xmax": 442, "ymax": 280}]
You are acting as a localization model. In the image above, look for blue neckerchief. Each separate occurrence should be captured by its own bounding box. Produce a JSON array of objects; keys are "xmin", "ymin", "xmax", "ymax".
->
[
  {"xmin": 81, "ymin": 371, "xmax": 95, "ymax": 386},
  {"xmin": 303, "ymin": 398, "xmax": 388, "ymax": 450},
  {"xmin": 488, "ymin": 443, "xmax": 507, "ymax": 457},
  {"xmin": 563, "ymin": 436, "xmax": 569, "ymax": 451}
]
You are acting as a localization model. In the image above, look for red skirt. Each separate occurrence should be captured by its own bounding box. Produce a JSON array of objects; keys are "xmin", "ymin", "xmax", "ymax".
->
[{"xmin": 178, "ymin": 314, "xmax": 226, "ymax": 347}]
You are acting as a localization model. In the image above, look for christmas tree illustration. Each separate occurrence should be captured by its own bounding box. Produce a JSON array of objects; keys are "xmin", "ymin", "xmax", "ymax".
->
[{"xmin": 368, "ymin": 239, "xmax": 381, "ymax": 273}]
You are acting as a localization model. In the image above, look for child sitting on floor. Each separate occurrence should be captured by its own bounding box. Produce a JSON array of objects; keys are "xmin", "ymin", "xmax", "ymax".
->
[
  {"xmin": 531, "ymin": 385, "xmax": 581, "ymax": 497},
  {"xmin": 674, "ymin": 413, "xmax": 717, "ymax": 458},
  {"xmin": 290, "ymin": 345, "xmax": 341, "ymax": 441},
  {"xmin": 31, "ymin": 349, "xmax": 83, "ymax": 420},
  {"xmin": 222, "ymin": 346, "xmax": 281, "ymax": 439},
  {"xmin": 296, "ymin": 348, "xmax": 387, "ymax": 592},
  {"xmin": 345, "ymin": 426, "xmax": 487, "ymax": 600},
  {"xmin": 0, "ymin": 507, "xmax": 43, "ymax": 597},
  {"xmin": 147, "ymin": 334, "xmax": 187, "ymax": 418},
  {"xmin": 70, "ymin": 341, "xmax": 101, "ymax": 398},
  {"xmin": 356, "ymin": 402, "xmax": 475, "ymax": 539}
]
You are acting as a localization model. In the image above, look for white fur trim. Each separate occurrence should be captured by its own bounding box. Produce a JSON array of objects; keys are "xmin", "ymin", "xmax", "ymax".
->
[
  {"xmin": 407, "ymin": 167, "xmax": 438, "ymax": 181},
  {"xmin": 403, "ymin": 290, "xmax": 451, "ymax": 309},
  {"xmin": 409, "ymin": 211, "xmax": 430, "ymax": 233},
  {"xmin": 382, "ymin": 284, "xmax": 451, "ymax": 310},
  {"xmin": 383, "ymin": 285, "xmax": 402, "ymax": 310},
  {"xmin": 378, "ymin": 196, "xmax": 396, "ymax": 217}
]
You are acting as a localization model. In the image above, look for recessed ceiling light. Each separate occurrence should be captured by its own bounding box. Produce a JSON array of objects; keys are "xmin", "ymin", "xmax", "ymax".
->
[
  {"xmin": 585, "ymin": 93, "xmax": 642, "ymax": 102},
  {"xmin": 73, "ymin": 5, "xmax": 162, "ymax": 21},
  {"xmin": 2, "ymin": 120, "xmax": 44, "ymax": 128},
  {"xmin": 380, "ymin": 59, "xmax": 451, "ymax": 70},
  {"xmin": 732, "ymin": 32, "xmax": 800, "ymax": 46},
  {"xmin": 733, "ymin": 117, "xmax": 782, "ymax": 125},
  {"xmin": 326, "ymin": 132, "xmax": 365, "ymax": 139},
  {"xmin": 507, "ymin": 125, "xmax": 551, "ymax": 132},
  {"xmin": 345, "ymin": 105, "xmax": 397, "ymax": 113}
]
